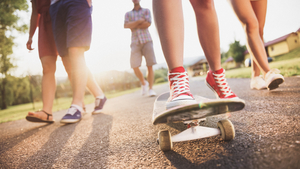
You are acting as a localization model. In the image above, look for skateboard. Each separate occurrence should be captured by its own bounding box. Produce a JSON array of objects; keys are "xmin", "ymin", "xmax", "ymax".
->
[{"xmin": 153, "ymin": 92, "xmax": 245, "ymax": 151}]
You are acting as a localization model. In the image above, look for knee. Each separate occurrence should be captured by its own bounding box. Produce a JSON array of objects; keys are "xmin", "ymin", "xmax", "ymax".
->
[
  {"xmin": 42, "ymin": 63, "xmax": 56, "ymax": 75},
  {"xmin": 244, "ymin": 18, "xmax": 259, "ymax": 35},
  {"xmin": 190, "ymin": 0, "xmax": 214, "ymax": 10}
]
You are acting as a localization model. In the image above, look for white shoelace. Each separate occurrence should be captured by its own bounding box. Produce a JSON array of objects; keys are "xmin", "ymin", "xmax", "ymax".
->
[
  {"xmin": 66, "ymin": 107, "xmax": 78, "ymax": 115},
  {"xmin": 169, "ymin": 72, "xmax": 190, "ymax": 97},
  {"xmin": 212, "ymin": 72, "xmax": 233, "ymax": 98}
]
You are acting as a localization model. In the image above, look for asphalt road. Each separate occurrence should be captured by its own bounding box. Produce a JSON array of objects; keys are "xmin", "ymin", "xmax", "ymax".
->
[{"xmin": 0, "ymin": 76, "xmax": 299, "ymax": 169}]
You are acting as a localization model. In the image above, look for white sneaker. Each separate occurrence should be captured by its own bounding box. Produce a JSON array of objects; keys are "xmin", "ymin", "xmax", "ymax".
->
[
  {"xmin": 265, "ymin": 69, "xmax": 284, "ymax": 90},
  {"xmin": 250, "ymin": 75, "xmax": 267, "ymax": 90},
  {"xmin": 166, "ymin": 71, "xmax": 197, "ymax": 110},
  {"xmin": 148, "ymin": 89, "xmax": 157, "ymax": 97},
  {"xmin": 141, "ymin": 81, "xmax": 149, "ymax": 96}
]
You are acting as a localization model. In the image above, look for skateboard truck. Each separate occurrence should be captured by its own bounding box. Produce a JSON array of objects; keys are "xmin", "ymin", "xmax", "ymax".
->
[{"xmin": 157, "ymin": 119, "xmax": 235, "ymax": 152}]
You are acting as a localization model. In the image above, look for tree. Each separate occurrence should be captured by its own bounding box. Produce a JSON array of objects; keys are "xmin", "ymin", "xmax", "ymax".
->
[
  {"xmin": 0, "ymin": 0, "xmax": 28, "ymax": 109},
  {"xmin": 221, "ymin": 51, "xmax": 229, "ymax": 63},
  {"xmin": 227, "ymin": 40, "xmax": 246, "ymax": 63}
]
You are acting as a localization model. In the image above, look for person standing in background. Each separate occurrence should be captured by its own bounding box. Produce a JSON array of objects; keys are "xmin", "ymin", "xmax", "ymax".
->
[{"xmin": 124, "ymin": 0, "xmax": 157, "ymax": 97}]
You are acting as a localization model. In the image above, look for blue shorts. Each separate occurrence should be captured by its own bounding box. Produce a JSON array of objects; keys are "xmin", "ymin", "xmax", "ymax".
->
[{"xmin": 50, "ymin": 0, "xmax": 92, "ymax": 57}]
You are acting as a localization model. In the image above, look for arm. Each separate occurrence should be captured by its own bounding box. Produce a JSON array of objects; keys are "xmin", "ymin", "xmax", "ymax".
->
[
  {"xmin": 124, "ymin": 19, "xmax": 145, "ymax": 29},
  {"xmin": 135, "ymin": 9, "xmax": 151, "ymax": 29},
  {"xmin": 26, "ymin": 0, "xmax": 39, "ymax": 50},
  {"xmin": 136, "ymin": 21, "xmax": 151, "ymax": 29}
]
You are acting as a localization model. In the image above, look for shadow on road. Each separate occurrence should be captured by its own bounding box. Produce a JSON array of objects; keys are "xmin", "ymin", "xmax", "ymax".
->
[
  {"xmin": 17, "ymin": 122, "xmax": 79, "ymax": 168},
  {"xmin": 70, "ymin": 113, "xmax": 113, "ymax": 168},
  {"xmin": 162, "ymin": 131, "xmax": 258, "ymax": 169},
  {"xmin": 13, "ymin": 113, "xmax": 113, "ymax": 168},
  {"xmin": 0, "ymin": 123, "xmax": 52, "ymax": 154}
]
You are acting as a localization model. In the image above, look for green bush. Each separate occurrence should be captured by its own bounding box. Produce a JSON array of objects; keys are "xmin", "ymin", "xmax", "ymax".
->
[{"xmin": 155, "ymin": 77, "xmax": 167, "ymax": 84}]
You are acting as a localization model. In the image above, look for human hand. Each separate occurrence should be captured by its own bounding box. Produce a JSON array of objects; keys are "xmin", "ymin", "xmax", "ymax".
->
[
  {"xmin": 26, "ymin": 38, "xmax": 34, "ymax": 51},
  {"xmin": 138, "ymin": 18, "xmax": 146, "ymax": 23}
]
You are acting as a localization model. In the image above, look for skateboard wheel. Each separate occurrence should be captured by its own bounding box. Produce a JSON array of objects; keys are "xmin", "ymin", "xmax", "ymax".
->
[
  {"xmin": 217, "ymin": 119, "xmax": 235, "ymax": 141},
  {"xmin": 158, "ymin": 130, "xmax": 173, "ymax": 152}
]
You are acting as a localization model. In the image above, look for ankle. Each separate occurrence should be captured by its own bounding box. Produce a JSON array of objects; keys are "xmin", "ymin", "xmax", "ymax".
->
[
  {"xmin": 170, "ymin": 66, "xmax": 185, "ymax": 73},
  {"xmin": 211, "ymin": 68, "xmax": 224, "ymax": 74}
]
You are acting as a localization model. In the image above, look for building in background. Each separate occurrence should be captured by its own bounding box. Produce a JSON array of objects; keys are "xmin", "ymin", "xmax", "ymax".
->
[
  {"xmin": 187, "ymin": 58, "xmax": 208, "ymax": 77},
  {"xmin": 244, "ymin": 28, "xmax": 300, "ymax": 59}
]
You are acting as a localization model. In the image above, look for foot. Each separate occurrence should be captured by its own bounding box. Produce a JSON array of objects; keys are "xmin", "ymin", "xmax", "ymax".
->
[
  {"xmin": 26, "ymin": 110, "xmax": 54, "ymax": 123},
  {"xmin": 166, "ymin": 67, "xmax": 197, "ymax": 110},
  {"xmin": 265, "ymin": 69, "xmax": 284, "ymax": 90},
  {"xmin": 141, "ymin": 81, "xmax": 149, "ymax": 96},
  {"xmin": 92, "ymin": 96, "xmax": 107, "ymax": 115},
  {"xmin": 60, "ymin": 106, "xmax": 82, "ymax": 124},
  {"xmin": 251, "ymin": 75, "xmax": 267, "ymax": 90},
  {"xmin": 148, "ymin": 89, "xmax": 157, "ymax": 97},
  {"xmin": 205, "ymin": 68, "xmax": 238, "ymax": 99}
]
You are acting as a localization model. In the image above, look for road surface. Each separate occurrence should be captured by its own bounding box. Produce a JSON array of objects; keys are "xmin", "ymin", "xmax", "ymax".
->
[{"xmin": 0, "ymin": 76, "xmax": 299, "ymax": 168}]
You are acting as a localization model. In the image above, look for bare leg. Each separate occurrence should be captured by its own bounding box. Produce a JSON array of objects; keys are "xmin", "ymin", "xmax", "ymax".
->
[
  {"xmin": 229, "ymin": 0, "xmax": 270, "ymax": 78},
  {"xmin": 62, "ymin": 56, "xmax": 103, "ymax": 100},
  {"xmin": 133, "ymin": 67, "xmax": 146, "ymax": 85},
  {"xmin": 61, "ymin": 56, "xmax": 72, "ymax": 82},
  {"xmin": 68, "ymin": 47, "xmax": 88, "ymax": 108},
  {"xmin": 251, "ymin": 0, "xmax": 268, "ymax": 78},
  {"xmin": 27, "ymin": 55, "xmax": 57, "ymax": 120},
  {"xmin": 190, "ymin": 0, "xmax": 221, "ymax": 71},
  {"xmin": 147, "ymin": 66, "xmax": 154, "ymax": 89},
  {"xmin": 86, "ymin": 69, "xmax": 104, "ymax": 97},
  {"xmin": 153, "ymin": 0, "xmax": 184, "ymax": 70},
  {"xmin": 61, "ymin": 55, "xmax": 85, "ymax": 107}
]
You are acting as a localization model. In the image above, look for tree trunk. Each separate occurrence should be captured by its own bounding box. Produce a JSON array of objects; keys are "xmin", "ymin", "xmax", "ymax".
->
[{"xmin": 0, "ymin": 77, "xmax": 7, "ymax": 109}]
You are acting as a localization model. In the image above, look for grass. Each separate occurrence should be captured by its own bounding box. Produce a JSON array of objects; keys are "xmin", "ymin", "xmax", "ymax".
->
[
  {"xmin": 0, "ymin": 87, "xmax": 141, "ymax": 124},
  {"xmin": 225, "ymin": 48, "xmax": 300, "ymax": 78},
  {"xmin": 1, "ymin": 48, "xmax": 299, "ymax": 124}
]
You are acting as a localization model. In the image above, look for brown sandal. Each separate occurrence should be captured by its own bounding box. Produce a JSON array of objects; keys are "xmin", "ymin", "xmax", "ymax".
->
[{"xmin": 26, "ymin": 110, "xmax": 55, "ymax": 123}]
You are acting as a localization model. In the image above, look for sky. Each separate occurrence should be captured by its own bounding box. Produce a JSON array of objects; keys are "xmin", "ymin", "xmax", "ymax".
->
[{"xmin": 11, "ymin": 0, "xmax": 300, "ymax": 78}]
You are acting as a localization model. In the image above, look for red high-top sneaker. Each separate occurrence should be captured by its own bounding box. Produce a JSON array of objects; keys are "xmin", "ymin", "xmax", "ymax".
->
[
  {"xmin": 205, "ymin": 68, "xmax": 238, "ymax": 99},
  {"xmin": 166, "ymin": 67, "xmax": 197, "ymax": 109}
]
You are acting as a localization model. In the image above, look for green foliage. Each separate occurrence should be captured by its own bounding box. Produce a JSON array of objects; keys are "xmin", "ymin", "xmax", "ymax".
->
[
  {"xmin": 0, "ymin": 0, "xmax": 29, "ymax": 109},
  {"xmin": 225, "ymin": 57, "xmax": 300, "ymax": 78},
  {"xmin": 0, "ymin": 75, "xmax": 43, "ymax": 110},
  {"xmin": 155, "ymin": 77, "xmax": 166, "ymax": 84},
  {"xmin": 221, "ymin": 51, "xmax": 229, "ymax": 63},
  {"xmin": 154, "ymin": 68, "xmax": 168, "ymax": 83},
  {"xmin": 0, "ymin": 0, "xmax": 29, "ymax": 30},
  {"xmin": 5, "ymin": 75, "xmax": 31, "ymax": 106},
  {"xmin": 0, "ymin": 88, "xmax": 143, "ymax": 123},
  {"xmin": 227, "ymin": 40, "xmax": 246, "ymax": 63}
]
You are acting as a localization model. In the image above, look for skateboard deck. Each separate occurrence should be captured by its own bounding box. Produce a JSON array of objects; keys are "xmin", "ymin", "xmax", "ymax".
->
[{"xmin": 152, "ymin": 92, "xmax": 245, "ymax": 125}]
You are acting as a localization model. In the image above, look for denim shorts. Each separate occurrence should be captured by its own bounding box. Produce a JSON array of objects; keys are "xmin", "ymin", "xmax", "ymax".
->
[
  {"xmin": 50, "ymin": 0, "xmax": 92, "ymax": 56},
  {"xmin": 130, "ymin": 41, "xmax": 157, "ymax": 68}
]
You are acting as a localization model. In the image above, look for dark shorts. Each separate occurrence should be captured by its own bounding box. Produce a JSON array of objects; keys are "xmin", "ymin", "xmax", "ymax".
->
[{"xmin": 49, "ymin": 0, "xmax": 92, "ymax": 57}]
